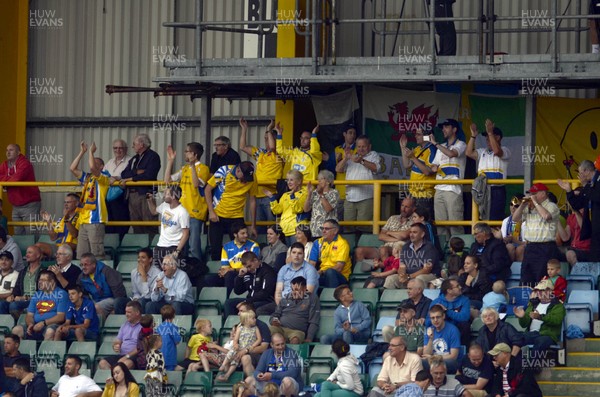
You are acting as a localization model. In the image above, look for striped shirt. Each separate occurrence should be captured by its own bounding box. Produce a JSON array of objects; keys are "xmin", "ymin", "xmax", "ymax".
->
[
  {"xmin": 251, "ymin": 146, "xmax": 283, "ymax": 198},
  {"xmin": 207, "ymin": 165, "xmax": 258, "ymax": 219},
  {"xmin": 476, "ymin": 147, "xmax": 511, "ymax": 180},
  {"xmin": 344, "ymin": 151, "xmax": 382, "ymax": 202},
  {"xmin": 432, "ymin": 139, "xmax": 467, "ymax": 195},
  {"xmin": 521, "ymin": 199, "xmax": 560, "ymax": 243},
  {"xmin": 77, "ymin": 171, "xmax": 110, "ymax": 224}
]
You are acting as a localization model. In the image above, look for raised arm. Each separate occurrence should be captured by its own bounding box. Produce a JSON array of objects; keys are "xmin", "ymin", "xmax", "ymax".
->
[
  {"xmin": 465, "ymin": 123, "xmax": 479, "ymax": 161},
  {"xmin": 70, "ymin": 141, "xmax": 87, "ymax": 179}
]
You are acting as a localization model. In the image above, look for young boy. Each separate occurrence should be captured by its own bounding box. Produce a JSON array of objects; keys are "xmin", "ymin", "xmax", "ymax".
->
[
  {"xmin": 363, "ymin": 243, "xmax": 401, "ymax": 288},
  {"xmin": 540, "ymin": 259, "xmax": 567, "ymax": 302},
  {"xmin": 54, "ymin": 285, "xmax": 100, "ymax": 341},
  {"xmin": 156, "ymin": 304, "xmax": 182, "ymax": 370}
]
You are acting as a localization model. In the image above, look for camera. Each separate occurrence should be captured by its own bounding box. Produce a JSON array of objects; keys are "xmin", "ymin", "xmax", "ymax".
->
[{"xmin": 423, "ymin": 134, "xmax": 431, "ymax": 142}]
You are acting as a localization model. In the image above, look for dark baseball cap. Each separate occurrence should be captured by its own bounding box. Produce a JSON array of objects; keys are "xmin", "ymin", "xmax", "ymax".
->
[
  {"xmin": 238, "ymin": 161, "xmax": 255, "ymax": 182},
  {"xmin": 438, "ymin": 118, "xmax": 459, "ymax": 129},
  {"xmin": 398, "ymin": 300, "xmax": 416, "ymax": 311},
  {"xmin": 482, "ymin": 127, "xmax": 503, "ymax": 138},
  {"xmin": 0, "ymin": 251, "xmax": 14, "ymax": 261}
]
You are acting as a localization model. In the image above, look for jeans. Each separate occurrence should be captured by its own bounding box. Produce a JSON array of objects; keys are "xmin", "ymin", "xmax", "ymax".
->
[
  {"xmin": 188, "ymin": 218, "xmax": 204, "ymax": 260},
  {"xmin": 523, "ymin": 331, "xmax": 556, "ymax": 352},
  {"xmin": 319, "ymin": 269, "xmax": 349, "ymax": 288},
  {"xmin": 9, "ymin": 300, "xmax": 30, "ymax": 317},
  {"xmin": 0, "ymin": 300, "xmax": 9, "ymax": 314},
  {"xmin": 320, "ymin": 329, "xmax": 371, "ymax": 345},
  {"xmin": 256, "ymin": 197, "xmax": 275, "ymax": 233}
]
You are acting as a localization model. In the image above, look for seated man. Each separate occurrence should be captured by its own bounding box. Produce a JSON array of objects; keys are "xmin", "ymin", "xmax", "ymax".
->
[
  {"xmin": 469, "ymin": 222, "xmax": 511, "ymax": 282},
  {"xmin": 12, "ymin": 270, "xmax": 68, "ymax": 341},
  {"xmin": 424, "ymin": 356, "xmax": 473, "ymax": 397},
  {"xmin": 225, "ymin": 251, "xmax": 277, "ymax": 317},
  {"xmin": 422, "ymin": 305, "xmax": 460, "ymax": 374},
  {"xmin": 455, "ymin": 343, "xmax": 494, "ymax": 397},
  {"xmin": 354, "ymin": 197, "xmax": 416, "ymax": 263},
  {"xmin": 321, "ymin": 284, "xmax": 371, "ymax": 344},
  {"xmin": 382, "ymin": 301, "xmax": 424, "ymax": 355},
  {"xmin": 0, "ymin": 252, "xmax": 19, "ymax": 314},
  {"xmin": 2, "ymin": 334, "xmax": 29, "ymax": 394},
  {"xmin": 487, "ymin": 343, "xmax": 542, "ymax": 397},
  {"xmin": 48, "ymin": 245, "xmax": 81, "ymax": 291},
  {"xmin": 98, "ymin": 300, "xmax": 143, "ymax": 370},
  {"xmin": 54, "ymin": 285, "xmax": 100, "ymax": 342},
  {"xmin": 246, "ymin": 332, "xmax": 303, "ymax": 395},
  {"xmin": 7, "ymin": 245, "xmax": 43, "ymax": 318},
  {"xmin": 37, "ymin": 193, "xmax": 80, "ymax": 259},
  {"xmin": 130, "ymin": 247, "xmax": 161, "ymax": 310},
  {"xmin": 515, "ymin": 279, "xmax": 565, "ymax": 353},
  {"xmin": 147, "ymin": 254, "xmax": 195, "ymax": 315},
  {"xmin": 384, "ymin": 223, "xmax": 441, "ymax": 289},
  {"xmin": 269, "ymin": 276, "xmax": 320, "ymax": 344},
  {"xmin": 77, "ymin": 252, "xmax": 127, "ymax": 318},
  {"xmin": 208, "ymin": 222, "xmax": 260, "ymax": 295},
  {"xmin": 275, "ymin": 242, "xmax": 319, "ymax": 305},
  {"xmin": 11, "ymin": 357, "xmax": 47, "ymax": 397},
  {"xmin": 50, "ymin": 355, "xmax": 102, "ymax": 397},
  {"xmin": 475, "ymin": 307, "xmax": 523, "ymax": 357},
  {"xmin": 308, "ymin": 219, "xmax": 352, "ymax": 288},
  {"xmin": 368, "ymin": 336, "xmax": 423, "ymax": 397}
]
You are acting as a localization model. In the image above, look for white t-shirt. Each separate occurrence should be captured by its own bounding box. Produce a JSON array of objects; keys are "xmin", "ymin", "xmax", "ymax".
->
[
  {"xmin": 529, "ymin": 302, "xmax": 550, "ymax": 332},
  {"xmin": 52, "ymin": 374, "xmax": 102, "ymax": 397},
  {"xmin": 157, "ymin": 202, "xmax": 190, "ymax": 247},
  {"xmin": 476, "ymin": 147, "xmax": 511, "ymax": 181},
  {"xmin": 0, "ymin": 270, "xmax": 19, "ymax": 294},
  {"xmin": 431, "ymin": 139, "xmax": 467, "ymax": 194}
]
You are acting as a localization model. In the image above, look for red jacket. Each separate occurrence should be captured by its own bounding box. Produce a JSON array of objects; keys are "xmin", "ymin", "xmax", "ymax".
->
[
  {"xmin": 542, "ymin": 275, "xmax": 567, "ymax": 302},
  {"xmin": 0, "ymin": 154, "xmax": 41, "ymax": 205}
]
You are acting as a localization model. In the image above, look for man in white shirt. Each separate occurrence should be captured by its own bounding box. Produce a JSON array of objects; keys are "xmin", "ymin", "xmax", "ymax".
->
[
  {"xmin": 51, "ymin": 355, "xmax": 102, "ymax": 397},
  {"xmin": 147, "ymin": 185, "xmax": 190, "ymax": 267},
  {"xmin": 335, "ymin": 135, "xmax": 382, "ymax": 232},
  {"xmin": 429, "ymin": 119, "xmax": 467, "ymax": 237},
  {"xmin": 0, "ymin": 251, "xmax": 19, "ymax": 314},
  {"xmin": 103, "ymin": 139, "xmax": 131, "ymax": 239}
]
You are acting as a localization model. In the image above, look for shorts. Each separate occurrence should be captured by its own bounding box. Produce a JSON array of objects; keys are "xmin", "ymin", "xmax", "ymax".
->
[
  {"xmin": 104, "ymin": 355, "xmax": 138, "ymax": 369},
  {"xmin": 16, "ymin": 324, "xmax": 59, "ymax": 341},
  {"xmin": 202, "ymin": 349, "xmax": 227, "ymax": 367},
  {"xmin": 178, "ymin": 358, "xmax": 199, "ymax": 370},
  {"xmin": 66, "ymin": 328, "xmax": 99, "ymax": 341},
  {"xmin": 268, "ymin": 325, "xmax": 305, "ymax": 343}
]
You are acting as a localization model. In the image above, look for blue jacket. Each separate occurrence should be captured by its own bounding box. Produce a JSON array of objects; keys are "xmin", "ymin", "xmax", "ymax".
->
[
  {"xmin": 427, "ymin": 294, "xmax": 470, "ymax": 327},
  {"xmin": 254, "ymin": 347, "xmax": 303, "ymax": 389},
  {"xmin": 78, "ymin": 261, "xmax": 126, "ymax": 302},
  {"xmin": 334, "ymin": 301, "xmax": 372, "ymax": 335}
]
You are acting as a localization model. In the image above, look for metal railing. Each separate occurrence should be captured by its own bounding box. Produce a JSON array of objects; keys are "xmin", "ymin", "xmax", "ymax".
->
[{"xmin": 0, "ymin": 178, "xmax": 578, "ymax": 234}]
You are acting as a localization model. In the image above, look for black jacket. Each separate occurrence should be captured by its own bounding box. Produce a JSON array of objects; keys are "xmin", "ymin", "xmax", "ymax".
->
[
  {"xmin": 490, "ymin": 355, "xmax": 542, "ymax": 397},
  {"xmin": 210, "ymin": 149, "xmax": 241, "ymax": 174},
  {"xmin": 459, "ymin": 268, "xmax": 493, "ymax": 302},
  {"xmin": 567, "ymin": 171, "xmax": 600, "ymax": 259},
  {"xmin": 475, "ymin": 319, "xmax": 524, "ymax": 354},
  {"xmin": 12, "ymin": 265, "xmax": 42, "ymax": 297},
  {"xmin": 233, "ymin": 264, "xmax": 277, "ymax": 304},
  {"xmin": 121, "ymin": 148, "xmax": 161, "ymax": 195},
  {"xmin": 470, "ymin": 237, "xmax": 511, "ymax": 282},
  {"xmin": 15, "ymin": 371, "xmax": 47, "ymax": 397}
]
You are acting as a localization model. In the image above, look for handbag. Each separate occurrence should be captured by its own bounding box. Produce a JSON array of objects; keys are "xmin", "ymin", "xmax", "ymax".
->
[{"xmin": 106, "ymin": 186, "xmax": 124, "ymax": 202}]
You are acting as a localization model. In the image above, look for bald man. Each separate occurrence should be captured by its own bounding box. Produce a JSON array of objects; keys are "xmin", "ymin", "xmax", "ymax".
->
[{"xmin": 6, "ymin": 245, "xmax": 44, "ymax": 318}]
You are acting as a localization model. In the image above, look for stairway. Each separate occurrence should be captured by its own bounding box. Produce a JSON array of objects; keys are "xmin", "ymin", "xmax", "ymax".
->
[{"xmin": 538, "ymin": 338, "xmax": 600, "ymax": 396}]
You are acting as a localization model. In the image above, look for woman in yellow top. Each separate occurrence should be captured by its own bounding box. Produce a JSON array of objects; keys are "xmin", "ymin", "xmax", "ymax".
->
[
  {"xmin": 102, "ymin": 362, "xmax": 140, "ymax": 397},
  {"xmin": 265, "ymin": 170, "xmax": 310, "ymax": 241}
]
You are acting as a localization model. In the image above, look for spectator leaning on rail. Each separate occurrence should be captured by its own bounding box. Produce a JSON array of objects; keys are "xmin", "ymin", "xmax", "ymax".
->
[
  {"xmin": 466, "ymin": 119, "xmax": 511, "ymax": 221},
  {"xmin": 69, "ymin": 141, "xmax": 111, "ymax": 260},
  {"xmin": 0, "ymin": 144, "xmax": 42, "ymax": 235},
  {"xmin": 120, "ymin": 133, "xmax": 162, "ymax": 236},
  {"xmin": 163, "ymin": 142, "xmax": 210, "ymax": 261}
]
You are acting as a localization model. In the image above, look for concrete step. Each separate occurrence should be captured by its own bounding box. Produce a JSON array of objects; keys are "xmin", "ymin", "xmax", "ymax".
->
[
  {"xmin": 539, "ymin": 381, "xmax": 600, "ymax": 396},
  {"xmin": 568, "ymin": 338, "xmax": 600, "ymax": 353},
  {"xmin": 567, "ymin": 352, "xmax": 600, "ymax": 367},
  {"xmin": 542, "ymin": 367, "xmax": 600, "ymax": 382}
]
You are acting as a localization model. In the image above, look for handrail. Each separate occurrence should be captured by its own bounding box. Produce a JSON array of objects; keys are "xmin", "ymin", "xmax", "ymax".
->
[{"xmin": 0, "ymin": 178, "xmax": 579, "ymax": 233}]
